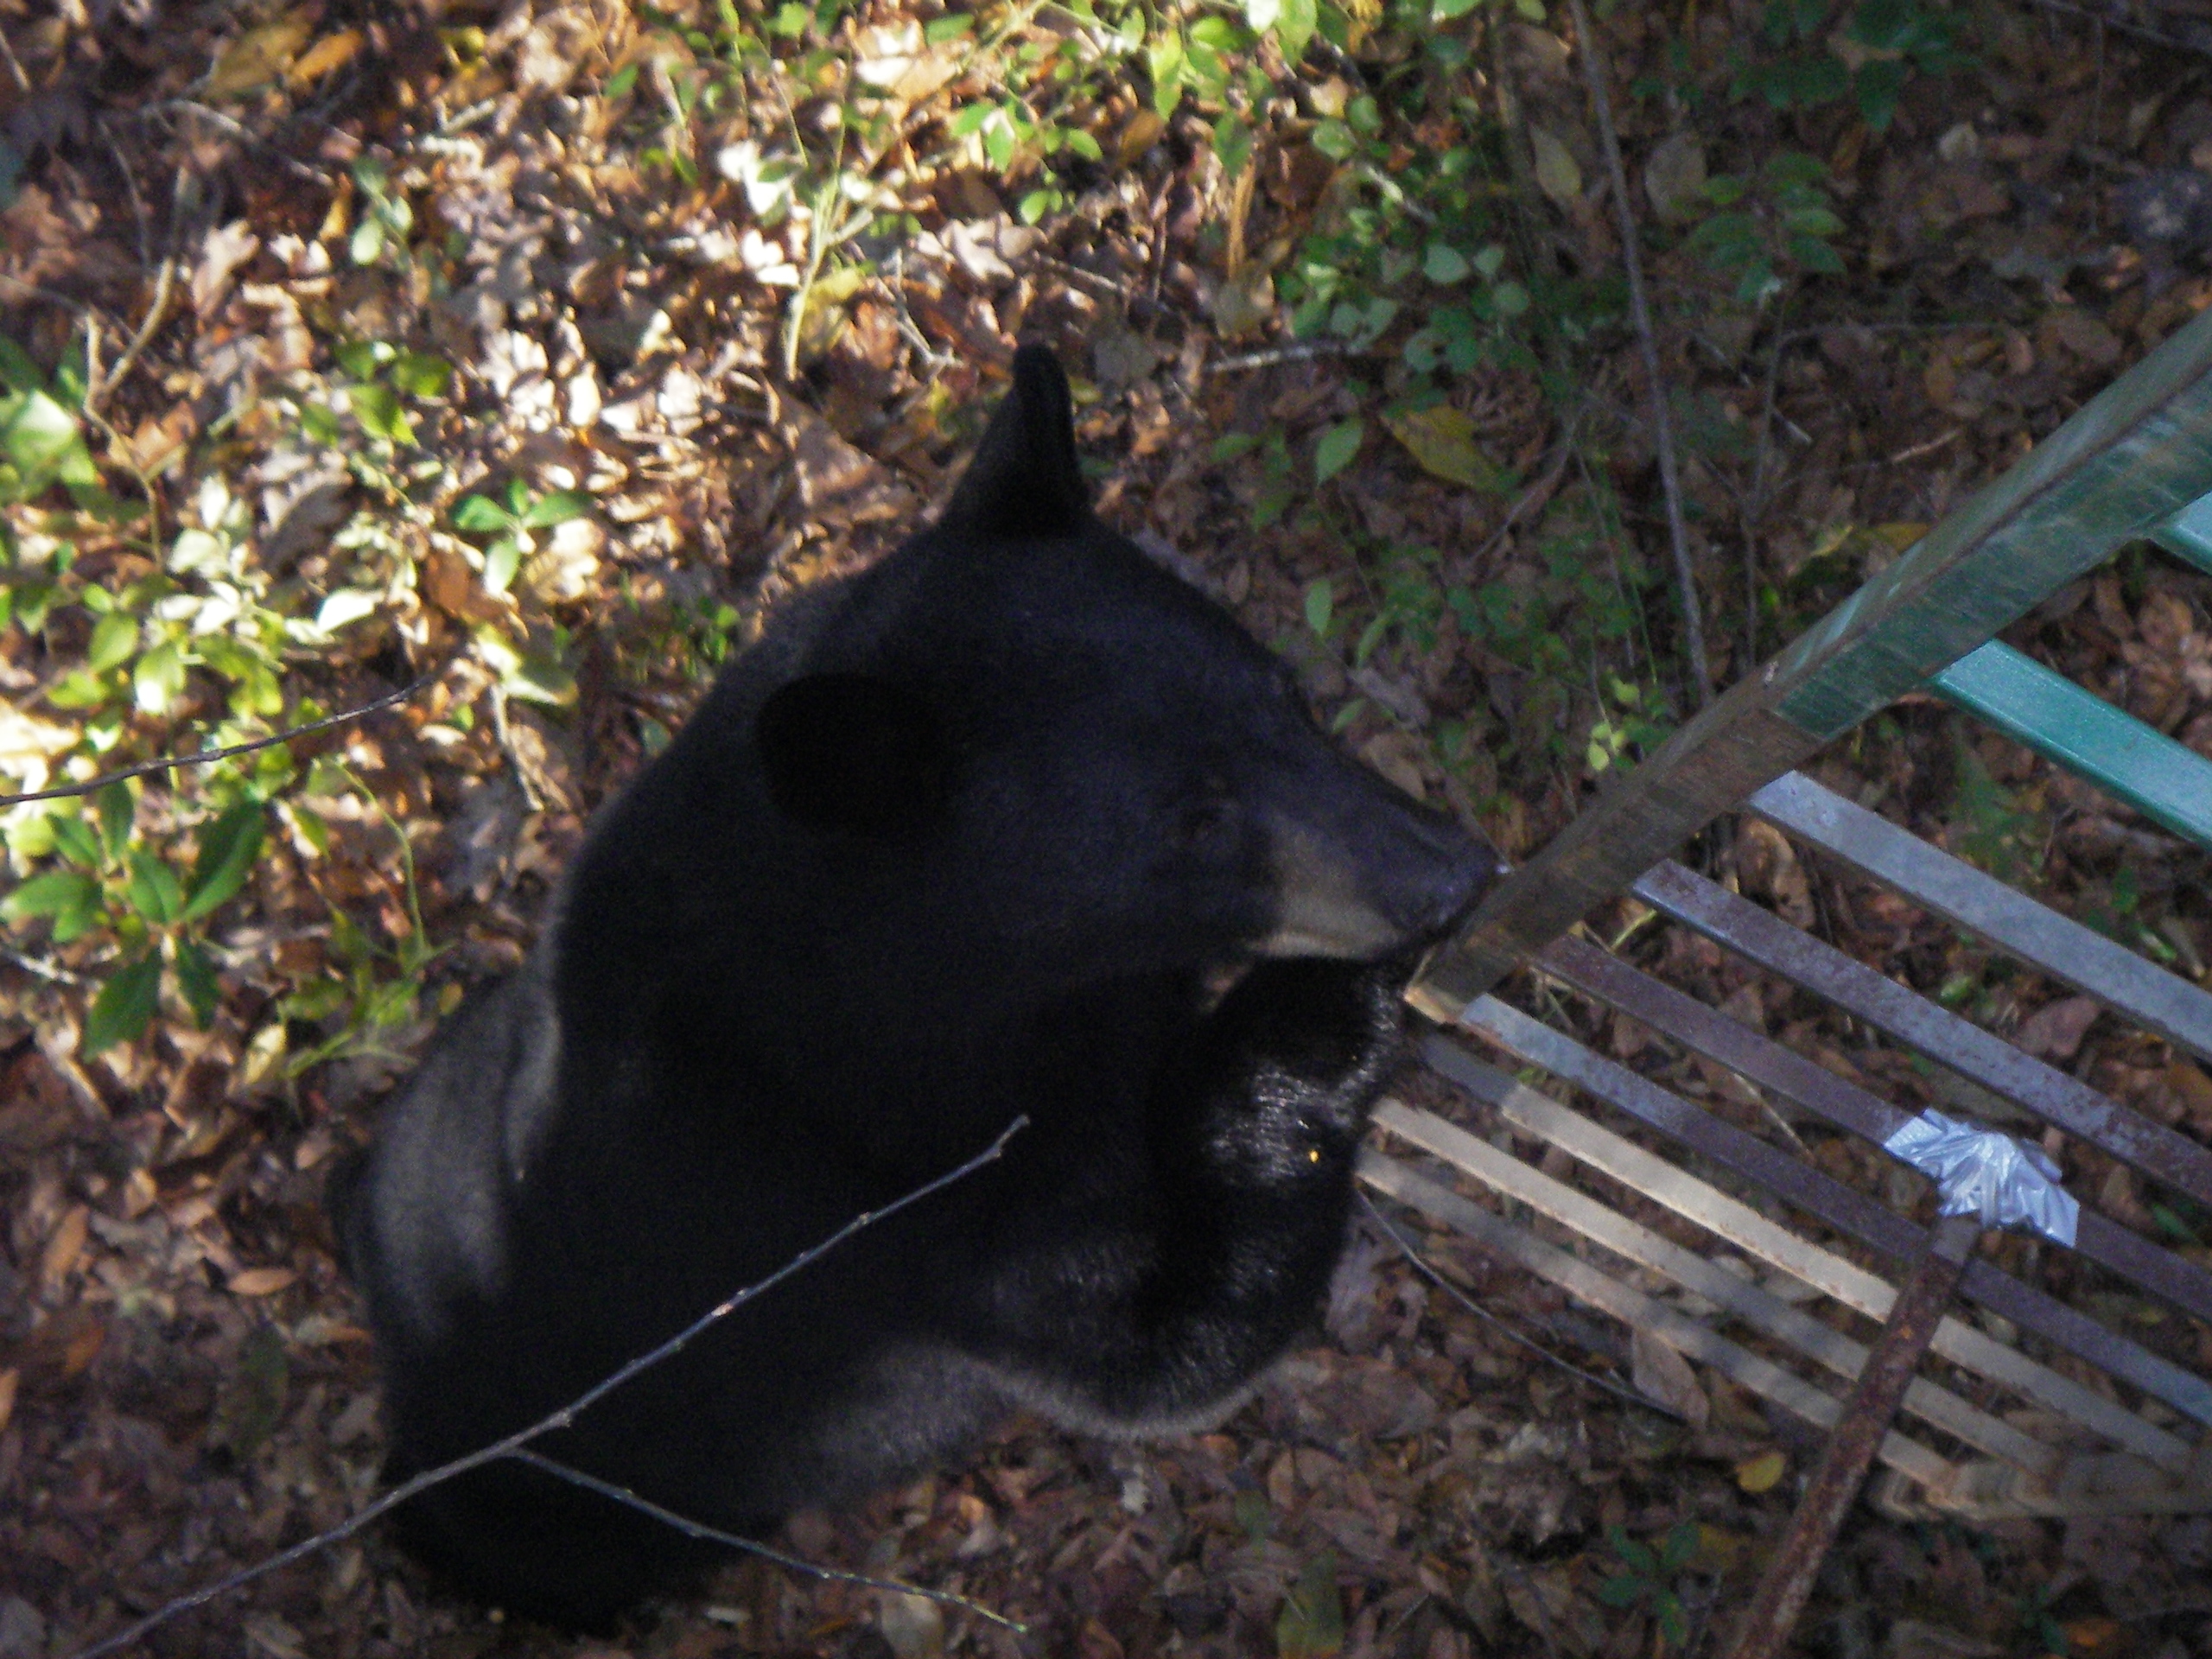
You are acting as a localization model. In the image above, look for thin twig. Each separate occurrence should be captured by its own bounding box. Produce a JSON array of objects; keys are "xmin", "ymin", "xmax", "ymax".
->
[
  {"xmin": 99, "ymin": 115, "xmax": 153, "ymax": 272},
  {"xmin": 69, "ymin": 1116, "xmax": 1028, "ymax": 1659},
  {"xmin": 511, "ymin": 1452, "xmax": 1027, "ymax": 1636},
  {"xmin": 144, "ymin": 100, "xmax": 332, "ymax": 184},
  {"xmin": 0, "ymin": 22, "xmax": 31, "ymax": 95},
  {"xmin": 0, "ymin": 946, "xmax": 92, "ymax": 988},
  {"xmin": 486, "ymin": 683, "xmax": 545, "ymax": 814},
  {"xmin": 2024, "ymin": 0, "xmax": 2212, "ymax": 53},
  {"xmin": 83, "ymin": 252, "xmax": 173, "ymax": 417},
  {"xmin": 1357, "ymin": 1187, "xmax": 1683, "ymax": 1421},
  {"xmin": 0, "ymin": 679, "xmax": 429, "ymax": 806},
  {"xmin": 1207, "ymin": 340, "xmax": 1349, "ymax": 374},
  {"xmin": 1563, "ymin": 0, "xmax": 1710, "ymax": 708}
]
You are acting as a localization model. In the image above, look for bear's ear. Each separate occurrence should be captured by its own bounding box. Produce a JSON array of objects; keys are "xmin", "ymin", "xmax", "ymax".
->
[
  {"xmin": 938, "ymin": 345, "xmax": 1089, "ymax": 537},
  {"xmin": 755, "ymin": 673, "xmax": 953, "ymax": 836}
]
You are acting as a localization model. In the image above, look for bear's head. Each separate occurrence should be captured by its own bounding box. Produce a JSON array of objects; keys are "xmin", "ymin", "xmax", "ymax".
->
[{"xmin": 749, "ymin": 347, "xmax": 1498, "ymax": 996}]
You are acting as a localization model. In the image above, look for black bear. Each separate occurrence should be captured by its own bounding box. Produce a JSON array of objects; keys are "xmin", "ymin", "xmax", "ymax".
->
[{"xmin": 337, "ymin": 347, "xmax": 1496, "ymax": 1626}]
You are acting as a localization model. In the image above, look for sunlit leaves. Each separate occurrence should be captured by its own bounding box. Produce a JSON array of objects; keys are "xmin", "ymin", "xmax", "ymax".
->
[{"xmin": 181, "ymin": 801, "xmax": 267, "ymax": 923}]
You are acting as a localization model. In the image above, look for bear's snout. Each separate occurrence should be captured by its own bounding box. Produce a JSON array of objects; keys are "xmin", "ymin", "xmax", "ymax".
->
[{"xmin": 1255, "ymin": 748, "xmax": 1498, "ymax": 962}]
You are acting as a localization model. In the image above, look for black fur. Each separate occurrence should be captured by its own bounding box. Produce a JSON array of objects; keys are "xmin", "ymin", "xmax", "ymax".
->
[{"xmin": 337, "ymin": 348, "xmax": 1497, "ymax": 1627}]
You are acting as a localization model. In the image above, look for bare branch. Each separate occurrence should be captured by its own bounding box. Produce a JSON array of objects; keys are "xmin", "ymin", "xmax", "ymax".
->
[
  {"xmin": 67, "ymin": 1115, "xmax": 1030, "ymax": 1659},
  {"xmin": 0, "ymin": 679, "xmax": 429, "ymax": 807},
  {"xmin": 1564, "ymin": 0, "xmax": 1712, "ymax": 709}
]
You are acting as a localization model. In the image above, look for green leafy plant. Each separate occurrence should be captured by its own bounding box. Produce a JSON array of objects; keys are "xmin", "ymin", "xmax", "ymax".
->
[
  {"xmin": 1, "ymin": 783, "xmax": 267, "ymax": 1054},
  {"xmin": 347, "ymin": 155, "xmax": 416, "ymax": 268},
  {"xmin": 1688, "ymin": 152, "xmax": 1845, "ymax": 307},
  {"xmin": 452, "ymin": 479, "xmax": 590, "ymax": 595},
  {"xmin": 1731, "ymin": 0, "xmax": 1966, "ymax": 132},
  {"xmin": 270, "ymin": 766, "xmax": 445, "ymax": 1077},
  {"xmin": 0, "ymin": 336, "xmax": 102, "ymax": 511},
  {"xmin": 1596, "ymin": 1522, "xmax": 1699, "ymax": 1649},
  {"xmin": 1586, "ymin": 675, "xmax": 1670, "ymax": 775},
  {"xmin": 315, "ymin": 338, "xmax": 454, "ymax": 451}
]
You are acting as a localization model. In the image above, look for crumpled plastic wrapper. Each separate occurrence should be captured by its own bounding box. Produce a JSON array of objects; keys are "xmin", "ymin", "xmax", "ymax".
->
[{"xmin": 1883, "ymin": 1109, "xmax": 2080, "ymax": 1246}]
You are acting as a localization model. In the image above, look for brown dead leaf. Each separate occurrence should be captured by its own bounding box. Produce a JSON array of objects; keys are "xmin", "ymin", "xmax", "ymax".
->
[
  {"xmin": 22, "ymin": 1306, "xmax": 105, "ymax": 1384},
  {"xmin": 1630, "ymin": 1330, "xmax": 1709, "ymax": 1427},
  {"xmin": 1119, "ymin": 110, "xmax": 1166, "ymax": 166},
  {"xmin": 0, "ymin": 1367, "xmax": 16, "ymax": 1434},
  {"xmin": 2162, "ymin": 1060, "xmax": 2212, "ymax": 1135},
  {"xmin": 192, "ymin": 220, "xmax": 261, "ymax": 320},
  {"xmin": 285, "ymin": 29, "xmax": 364, "ymax": 86},
  {"xmin": 204, "ymin": 11, "xmax": 315, "ymax": 99},
  {"xmin": 786, "ymin": 406, "xmax": 918, "ymax": 527},
  {"xmin": 1357, "ymin": 732, "xmax": 1429, "ymax": 799},
  {"xmin": 2014, "ymin": 994, "xmax": 2101, "ymax": 1061},
  {"xmin": 1735, "ymin": 817, "xmax": 1813, "ymax": 927},
  {"xmin": 422, "ymin": 539, "xmax": 510, "ymax": 623},
  {"xmin": 228, "ymin": 1267, "xmax": 299, "ymax": 1297},
  {"xmin": 39, "ymin": 1204, "xmax": 88, "ymax": 1292}
]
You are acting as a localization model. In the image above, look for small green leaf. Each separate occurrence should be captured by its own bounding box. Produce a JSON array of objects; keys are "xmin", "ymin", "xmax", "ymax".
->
[
  {"xmin": 1313, "ymin": 418, "xmax": 1363, "ymax": 484},
  {"xmin": 923, "ymin": 11, "xmax": 974, "ymax": 41},
  {"xmin": 1423, "ymin": 243, "xmax": 1471, "ymax": 284},
  {"xmin": 47, "ymin": 814, "xmax": 103, "ymax": 870},
  {"xmin": 1311, "ymin": 119, "xmax": 1356, "ymax": 162},
  {"xmin": 125, "ymin": 847, "xmax": 186, "ymax": 926},
  {"xmin": 173, "ymin": 937, "xmax": 221, "ymax": 1027},
  {"xmin": 1304, "ymin": 578, "xmax": 1335, "ymax": 639},
  {"xmin": 482, "ymin": 537, "xmax": 524, "ymax": 595},
  {"xmin": 181, "ymin": 800, "xmax": 267, "ymax": 923},
  {"xmin": 452, "ymin": 493, "xmax": 517, "ymax": 533},
  {"xmin": 83, "ymin": 952, "xmax": 162, "ymax": 1055},
  {"xmin": 389, "ymin": 350, "xmax": 453, "ymax": 399},
  {"xmin": 347, "ymin": 381, "xmax": 413, "ymax": 444},
  {"xmin": 96, "ymin": 781, "xmax": 134, "ymax": 862},
  {"xmin": 1274, "ymin": 0, "xmax": 1318, "ymax": 58},
  {"xmin": 133, "ymin": 639, "xmax": 186, "ymax": 715},
  {"xmin": 86, "ymin": 610, "xmax": 139, "ymax": 673},
  {"xmin": 1, "ymin": 869, "xmax": 99, "ymax": 925},
  {"xmin": 1595, "ymin": 1574, "xmax": 1649, "ymax": 1609},
  {"xmin": 602, "ymin": 60, "xmax": 640, "ymax": 98},
  {"xmin": 518, "ymin": 490, "xmax": 588, "ymax": 529}
]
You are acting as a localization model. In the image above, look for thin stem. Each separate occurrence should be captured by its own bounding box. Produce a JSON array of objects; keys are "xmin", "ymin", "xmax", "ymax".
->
[
  {"xmin": 1564, "ymin": 0, "xmax": 1711, "ymax": 707},
  {"xmin": 68, "ymin": 1116, "xmax": 1028, "ymax": 1659}
]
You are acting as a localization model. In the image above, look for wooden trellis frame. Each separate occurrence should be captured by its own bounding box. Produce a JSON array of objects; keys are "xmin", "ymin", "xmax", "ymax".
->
[{"xmin": 1367, "ymin": 307, "xmax": 2212, "ymax": 1644}]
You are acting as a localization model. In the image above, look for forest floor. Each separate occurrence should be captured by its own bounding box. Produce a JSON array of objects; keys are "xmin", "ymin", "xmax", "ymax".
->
[{"xmin": 3, "ymin": 1, "xmax": 2212, "ymax": 1656}]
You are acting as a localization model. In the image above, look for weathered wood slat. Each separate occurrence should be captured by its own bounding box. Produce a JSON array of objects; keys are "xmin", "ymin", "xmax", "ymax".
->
[
  {"xmin": 1356, "ymin": 1147, "xmax": 1964, "ymax": 1491},
  {"xmin": 1629, "ymin": 861, "xmax": 2212, "ymax": 1217},
  {"xmin": 1749, "ymin": 772, "xmax": 2212, "ymax": 1061},
  {"xmin": 1433, "ymin": 1011, "xmax": 2212, "ymax": 1427},
  {"xmin": 1408, "ymin": 1063, "xmax": 2195, "ymax": 1471},
  {"xmin": 1371, "ymin": 1099, "xmax": 2060, "ymax": 1475}
]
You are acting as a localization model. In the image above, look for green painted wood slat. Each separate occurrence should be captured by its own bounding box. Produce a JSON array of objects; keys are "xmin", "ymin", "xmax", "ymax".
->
[{"xmin": 1929, "ymin": 641, "xmax": 2212, "ymax": 852}]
